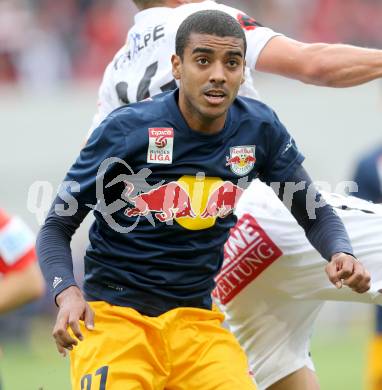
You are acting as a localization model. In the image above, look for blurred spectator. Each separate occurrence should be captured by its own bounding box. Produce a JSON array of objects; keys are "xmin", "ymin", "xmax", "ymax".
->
[
  {"xmin": 75, "ymin": 0, "xmax": 128, "ymax": 79},
  {"xmin": 0, "ymin": 0, "xmax": 31, "ymax": 83},
  {"xmin": 0, "ymin": 0, "xmax": 382, "ymax": 87},
  {"xmin": 306, "ymin": 0, "xmax": 382, "ymax": 46}
]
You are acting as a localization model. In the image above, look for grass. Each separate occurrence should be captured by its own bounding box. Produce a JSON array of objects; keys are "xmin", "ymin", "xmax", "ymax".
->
[
  {"xmin": 0, "ymin": 318, "xmax": 371, "ymax": 390},
  {"xmin": 1, "ymin": 317, "xmax": 70, "ymax": 390},
  {"xmin": 311, "ymin": 322, "xmax": 370, "ymax": 390}
]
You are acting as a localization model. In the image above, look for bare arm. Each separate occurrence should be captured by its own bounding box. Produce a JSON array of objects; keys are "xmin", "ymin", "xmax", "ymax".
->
[
  {"xmin": 0, "ymin": 262, "xmax": 45, "ymax": 314},
  {"xmin": 256, "ymin": 35, "xmax": 382, "ymax": 87}
]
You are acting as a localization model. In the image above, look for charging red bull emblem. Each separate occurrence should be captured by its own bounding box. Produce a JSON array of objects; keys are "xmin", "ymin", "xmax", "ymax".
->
[
  {"xmin": 226, "ymin": 145, "xmax": 256, "ymax": 176},
  {"xmin": 123, "ymin": 181, "xmax": 195, "ymax": 222},
  {"xmin": 123, "ymin": 176, "xmax": 244, "ymax": 230}
]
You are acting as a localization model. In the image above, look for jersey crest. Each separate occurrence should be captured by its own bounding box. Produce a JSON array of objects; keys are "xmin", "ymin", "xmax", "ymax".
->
[{"xmin": 226, "ymin": 146, "xmax": 256, "ymax": 176}]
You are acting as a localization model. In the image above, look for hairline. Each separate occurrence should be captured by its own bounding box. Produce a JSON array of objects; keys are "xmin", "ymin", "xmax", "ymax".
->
[{"xmin": 182, "ymin": 33, "xmax": 246, "ymax": 59}]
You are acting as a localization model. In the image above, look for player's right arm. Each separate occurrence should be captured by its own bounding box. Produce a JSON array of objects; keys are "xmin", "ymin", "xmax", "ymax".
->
[{"xmin": 37, "ymin": 114, "xmax": 127, "ymax": 355}]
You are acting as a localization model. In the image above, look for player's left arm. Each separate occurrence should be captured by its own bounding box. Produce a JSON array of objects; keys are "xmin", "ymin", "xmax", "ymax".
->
[
  {"xmin": 256, "ymin": 35, "xmax": 382, "ymax": 87},
  {"xmin": 260, "ymin": 109, "xmax": 370, "ymax": 293},
  {"xmin": 278, "ymin": 165, "xmax": 371, "ymax": 293},
  {"xmin": 0, "ymin": 261, "xmax": 45, "ymax": 314}
]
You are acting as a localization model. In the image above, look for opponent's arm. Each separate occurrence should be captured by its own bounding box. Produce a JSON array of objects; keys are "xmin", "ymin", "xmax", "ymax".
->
[
  {"xmin": 256, "ymin": 35, "xmax": 382, "ymax": 87},
  {"xmin": 278, "ymin": 165, "xmax": 370, "ymax": 293},
  {"xmin": 0, "ymin": 261, "xmax": 45, "ymax": 314}
]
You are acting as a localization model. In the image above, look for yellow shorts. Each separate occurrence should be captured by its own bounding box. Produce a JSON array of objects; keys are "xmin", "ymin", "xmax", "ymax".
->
[{"xmin": 70, "ymin": 301, "xmax": 256, "ymax": 390}]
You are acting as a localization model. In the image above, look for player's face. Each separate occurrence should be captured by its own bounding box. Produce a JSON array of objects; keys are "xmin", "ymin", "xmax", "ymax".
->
[{"xmin": 172, "ymin": 33, "xmax": 245, "ymax": 133}]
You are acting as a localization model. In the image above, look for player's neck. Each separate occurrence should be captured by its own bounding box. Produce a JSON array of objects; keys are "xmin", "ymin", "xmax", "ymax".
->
[{"xmin": 178, "ymin": 92, "xmax": 226, "ymax": 134}]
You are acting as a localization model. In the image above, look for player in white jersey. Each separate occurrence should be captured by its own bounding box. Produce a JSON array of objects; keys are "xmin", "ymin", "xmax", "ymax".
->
[
  {"xmin": 90, "ymin": 0, "xmax": 382, "ymax": 133},
  {"xmin": 88, "ymin": 1, "xmax": 382, "ymax": 389},
  {"xmin": 214, "ymin": 180, "xmax": 382, "ymax": 390}
]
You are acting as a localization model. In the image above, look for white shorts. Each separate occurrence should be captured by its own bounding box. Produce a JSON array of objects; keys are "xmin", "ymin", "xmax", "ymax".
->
[{"xmin": 215, "ymin": 182, "xmax": 382, "ymax": 389}]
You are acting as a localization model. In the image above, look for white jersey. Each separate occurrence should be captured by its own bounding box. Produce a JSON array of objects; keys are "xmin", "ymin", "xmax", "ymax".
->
[
  {"xmin": 89, "ymin": 0, "xmax": 280, "ymax": 132},
  {"xmin": 214, "ymin": 180, "xmax": 382, "ymax": 389}
]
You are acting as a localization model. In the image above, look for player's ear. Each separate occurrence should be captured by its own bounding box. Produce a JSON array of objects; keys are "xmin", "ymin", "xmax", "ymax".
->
[{"xmin": 172, "ymin": 54, "xmax": 181, "ymax": 80}]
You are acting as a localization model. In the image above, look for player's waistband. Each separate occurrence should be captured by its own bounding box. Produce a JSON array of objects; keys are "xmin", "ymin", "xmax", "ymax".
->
[{"xmin": 83, "ymin": 280, "xmax": 214, "ymax": 317}]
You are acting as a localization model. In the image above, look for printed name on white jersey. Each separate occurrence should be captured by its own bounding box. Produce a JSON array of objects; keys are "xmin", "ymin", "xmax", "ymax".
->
[{"xmin": 126, "ymin": 24, "xmax": 165, "ymax": 62}]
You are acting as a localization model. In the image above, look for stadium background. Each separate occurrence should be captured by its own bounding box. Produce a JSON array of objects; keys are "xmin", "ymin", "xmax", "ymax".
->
[{"xmin": 0, "ymin": 0, "xmax": 381, "ymax": 388}]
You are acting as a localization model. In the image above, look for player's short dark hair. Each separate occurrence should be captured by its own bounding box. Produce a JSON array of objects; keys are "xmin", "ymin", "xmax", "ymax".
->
[
  {"xmin": 133, "ymin": 0, "xmax": 166, "ymax": 9},
  {"xmin": 176, "ymin": 10, "xmax": 247, "ymax": 59}
]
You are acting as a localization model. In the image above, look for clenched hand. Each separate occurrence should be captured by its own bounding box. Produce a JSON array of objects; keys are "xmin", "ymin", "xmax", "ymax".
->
[{"xmin": 326, "ymin": 252, "xmax": 371, "ymax": 293}]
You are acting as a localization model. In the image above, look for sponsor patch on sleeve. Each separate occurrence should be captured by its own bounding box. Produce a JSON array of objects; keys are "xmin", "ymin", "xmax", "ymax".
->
[{"xmin": 213, "ymin": 213, "xmax": 282, "ymax": 304}]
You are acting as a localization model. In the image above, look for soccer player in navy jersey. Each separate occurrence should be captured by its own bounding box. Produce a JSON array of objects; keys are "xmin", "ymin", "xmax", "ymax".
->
[{"xmin": 37, "ymin": 10, "xmax": 370, "ymax": 389}]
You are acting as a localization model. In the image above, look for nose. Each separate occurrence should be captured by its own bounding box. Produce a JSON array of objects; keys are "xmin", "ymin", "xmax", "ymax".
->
[{"xmin": 209, "ymin": 61, "xmax": 226, "ymax": 85}]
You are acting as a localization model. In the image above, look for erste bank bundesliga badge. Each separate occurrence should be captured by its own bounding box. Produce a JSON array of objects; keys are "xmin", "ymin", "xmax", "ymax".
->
[
  {"xmin": 226, "ymin": 145, "xmax": 256, "ymax": 176},
  {"xmin": 147, "ymin": 128, "xmax": 174, "ymax": 164}
]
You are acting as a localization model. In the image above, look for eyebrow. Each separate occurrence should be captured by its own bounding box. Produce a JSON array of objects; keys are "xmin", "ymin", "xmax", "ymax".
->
[
  {"xmin": 226, "ymin": 50, "xmax": 243, "ymax": 58},
  {"xmin": 192, "ymin": 47, "xmax": 214, "ymax": 55},
  {"xmin": 191, "ymin": 47, "xmax": 243, "ymax": 58}
]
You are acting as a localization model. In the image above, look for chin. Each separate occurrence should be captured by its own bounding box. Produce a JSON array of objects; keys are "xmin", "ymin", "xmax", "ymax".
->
[{"xmin": 203, "ymin": 106, "xmax": 228, "ymax": 119}]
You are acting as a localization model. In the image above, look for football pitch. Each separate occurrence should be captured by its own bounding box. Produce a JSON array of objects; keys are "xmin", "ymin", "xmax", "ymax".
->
[{"xmin": 0, "ymin": 318, "xmax": 370, "ymax": 390}]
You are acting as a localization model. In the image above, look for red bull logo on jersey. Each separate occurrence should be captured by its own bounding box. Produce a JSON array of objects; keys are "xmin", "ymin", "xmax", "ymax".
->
[
  {"xmin": 147, "ymin": 128, "xmax": 174, "ymax": 164},
  {"xmin": 226, "ymin": 146, "xmax": 256, "ymax": 176},
  {"xmin": 213, "ymin": 213, "xmax": 282, "ymax": 304},
  {"xmin": 123, "ymin": 181, "xmax": 195, "ymax": 222},
  {"xmin": 200, "ymin": 182, "xmax": 243, "ymax": 219},
  {"xmin": 123, "ymin": 176, "xmax": 244, "ymax": 230}
]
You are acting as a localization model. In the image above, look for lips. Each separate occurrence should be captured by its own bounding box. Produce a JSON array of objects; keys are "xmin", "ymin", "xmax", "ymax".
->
[{"xmin": 204, "ymin": 89, "xmax": 227, "ymax": 105}]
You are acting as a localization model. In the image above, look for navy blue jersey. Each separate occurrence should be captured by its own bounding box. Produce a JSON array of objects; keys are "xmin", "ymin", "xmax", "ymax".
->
[{"xmin": 55, "ymin": 90, "xmax": 304, "ymax": 315}]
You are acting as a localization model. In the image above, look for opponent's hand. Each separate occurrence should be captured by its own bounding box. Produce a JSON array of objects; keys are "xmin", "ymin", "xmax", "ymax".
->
[
  {"xmin": 53, "ymin": 286, "xmax": 94, "ymax": 357},
  {"xmin": 325, "ymin": 252, "xmax": 371, "ymax": 293}
]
